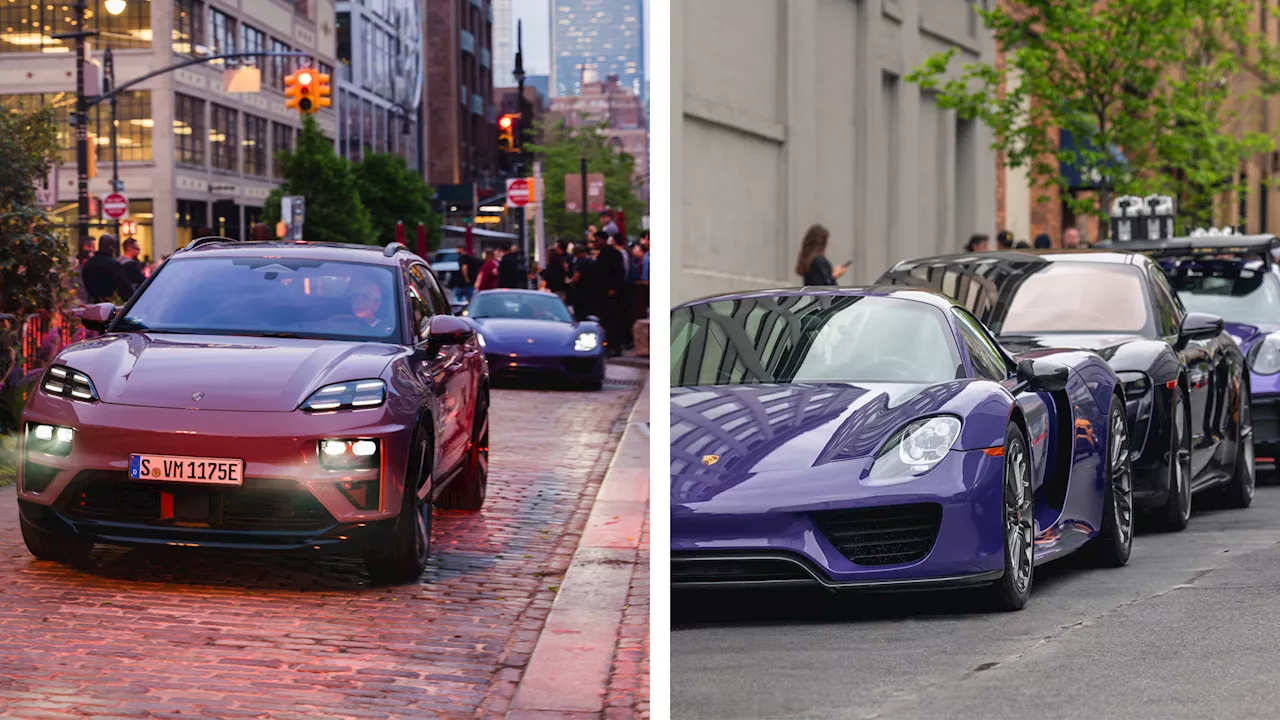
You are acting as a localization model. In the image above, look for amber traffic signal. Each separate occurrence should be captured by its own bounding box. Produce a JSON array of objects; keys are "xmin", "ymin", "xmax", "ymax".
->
[
  {"xmin": 314, "ymin": 71, "xmax": 332, "ymax": 110},
  {"xmin": 285, "ymin": 68, "xmax": 322, "ymax": 114},
  {"xmin": 498, "ymin": 114, "xmax": 516, "ymax": 152}
]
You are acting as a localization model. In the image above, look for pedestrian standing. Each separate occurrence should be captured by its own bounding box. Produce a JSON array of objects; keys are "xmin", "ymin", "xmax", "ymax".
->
[
  {"xmin": 630, "ymin": 240, "xmax": 649, "ymax": 320},
  {"xmin": 451, "ymin": 249, "xmax": 476, "ymax": 304},
  {"xmin": 82, "ymin": 234, "xmax": 135, "ymax": 304},
  {"xmin": 498, "ymin": 243, "xmax": 527, "ymax": 288},
  {"xmin": 1034, "ymin": 233, "xmax": 1052, "ymax": 249},
  {"xmin": 965, "ymin": 234, "xmax": 991, "ymax": 252},
  {"xmin": 475, "ymin": 249, "xmax": 500, "ymax": 292},
  {"xmin": 1062, "ymin": 227, "xmax": 1082, "ymax": 248},
  {"xmin": 568, "ymin": 243, "xmax": 598, "ymax": 322},
  {"xmin": 795, "ymin": 224, "xmax": 846, "ymax": 286},
  {"xmin": 542, "ymin": 241, "xmax": 570, "ymax": 301},
  {"xmin": 593, "ymin": 231, "xmax": 627, "ymax": 357},
  {"xmin": 997, "ymin": 230, "xmax": 1015, "ymax": 250},
  {"xmin": 118, "ymin": 238, "xmax": 146, "ymax": 291}
]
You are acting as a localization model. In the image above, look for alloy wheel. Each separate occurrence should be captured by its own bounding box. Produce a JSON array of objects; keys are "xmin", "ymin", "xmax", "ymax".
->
[
  {"xmin": 1110, "ymin": 406, "xmax": 1134, "ymax": 551},
  {"xmin": 1174, "ymin": 397, "xmax": 1191, "ymax": 522},
  {"xmin": 1005, "ymin": 439, "xmax": 1034, "ymax": 594},
  {"xmin": 1241, "ymin": 391, "xmax": 1256, "ymax": 500}
]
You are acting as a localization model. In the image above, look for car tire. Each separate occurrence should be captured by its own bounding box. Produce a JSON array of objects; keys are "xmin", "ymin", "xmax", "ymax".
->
[
  {"xmin": 1085, "ymin": 395, "xmax": 1134, "ymax": 568},
  {"xmin": 1218, "ymin": 381, "xmax": 1255, "ymax": 509},
  {"xmin": 983, "ymin": 421, "xmax": 1034, "ymax": 612},
  {"xmin": 438, "ymin": 392, "xmax": 489, "ymax": 511},
  {"xmin": 1151, "ymin": 386, "xmax": 1192, "ymax": 532},
  {"xmin": 20, "ymin": 514, "xmax": 93, "ymax": 567},
  {"xmin": 584, "ymin": 379, "xmax": 604, "ymax": 391},
  {"xmin": 364, "ymin": 429, "xmax": 432, "ymax": 583}
]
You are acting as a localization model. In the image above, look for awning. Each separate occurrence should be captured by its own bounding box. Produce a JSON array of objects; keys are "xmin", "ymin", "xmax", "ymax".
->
[
  {"xmin": 1059, "ymin": 129, "xmax": 1130, "ymax": 190},
  {"xmin": 443, "ymin": 225, "xmax": 519, "ymax": 240}
]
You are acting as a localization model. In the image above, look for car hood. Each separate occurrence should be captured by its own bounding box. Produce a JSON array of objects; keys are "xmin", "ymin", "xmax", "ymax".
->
[
  {"xmin": 671, "ymin": 380, "xmax": 974, "ymax": 505},
  {"xmin": 55, "ymin": 333, "xmax": 400, "ymax": 412},
  {"xmin": 472, "ymin": 317, "xmax": 581, "ymax": 347},
  {"xmin": 997, "ymin": 332, "xmax": 1145, "ymax": 361}
]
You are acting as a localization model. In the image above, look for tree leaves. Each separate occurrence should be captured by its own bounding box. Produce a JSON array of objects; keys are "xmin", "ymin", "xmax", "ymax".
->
[
  {"xmin": 259, "ymin": 115, "xmax": 375, "ymax": 244},
  {"xmin": 352, "ymin": 153, "xmax": 443, "ymax": 250}
]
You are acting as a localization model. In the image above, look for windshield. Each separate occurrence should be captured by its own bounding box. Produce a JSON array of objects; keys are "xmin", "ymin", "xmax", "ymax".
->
[
  {"xmin": 468, "ymin": 292, "xmax": 573, "ymax": 323},
  {"xmin": 1169, "ymin": 261, "xmax": 1280, "ymax": 326},
  {"xmin": 118, "ymin": 257, "xmax": 401, "ymax": 342},
  {"xmin": 996, "ymin": 262, "xmax": 1150, "ymax": 335},
  {"xmin": 671, "ymin": 295, "xmax": 962, "ymax": 387}
]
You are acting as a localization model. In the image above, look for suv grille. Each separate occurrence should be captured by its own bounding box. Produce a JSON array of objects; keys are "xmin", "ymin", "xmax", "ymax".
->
[
  {"xmin": 60, "ymin": 471, "xmax": 334, "ymax": 530},
  {"xmin": 813, "ymin": 503, "xmax": 943, "ymax": 566}
]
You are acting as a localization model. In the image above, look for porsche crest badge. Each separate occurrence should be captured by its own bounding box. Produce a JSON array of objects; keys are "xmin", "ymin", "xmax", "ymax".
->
[{"xmin": 702, "ymin": 454, "xmax": 720, "ymax": 466}]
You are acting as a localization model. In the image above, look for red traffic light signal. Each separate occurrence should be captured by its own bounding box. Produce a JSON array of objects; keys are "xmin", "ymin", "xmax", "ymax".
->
[
  {"xmin": 498, "ymin": 115, "xmax": 513, "ymax": 130},
  {"xmin": 498, "ymin": 113, "xmax": 518, "ymax": 152}
]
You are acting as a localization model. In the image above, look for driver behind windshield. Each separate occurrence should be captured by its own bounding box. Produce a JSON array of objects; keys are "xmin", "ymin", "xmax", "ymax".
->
[{"xmin": 350, "ymin": 276, "xmax": 383, "ymax": 327}]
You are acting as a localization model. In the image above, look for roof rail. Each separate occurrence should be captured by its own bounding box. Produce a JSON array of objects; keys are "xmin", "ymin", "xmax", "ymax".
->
[
  {"xmin": 182, "ymin": 236, "xmax": 237, "ymax": 252},
  {"xmin": 384, "ymin": 242, "xmax": 406, "ymax": 257}
]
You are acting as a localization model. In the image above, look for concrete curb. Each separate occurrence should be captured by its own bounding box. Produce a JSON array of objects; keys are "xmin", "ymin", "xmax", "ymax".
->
[{"xmin": 508, "ymin": 379, "xmax": 650, "ymax": 718}]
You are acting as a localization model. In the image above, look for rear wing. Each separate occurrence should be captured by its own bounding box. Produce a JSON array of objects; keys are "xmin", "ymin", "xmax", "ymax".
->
[{"xmin": 1106, "ymin": 233, "xmax": 1280, "ymax": 268}]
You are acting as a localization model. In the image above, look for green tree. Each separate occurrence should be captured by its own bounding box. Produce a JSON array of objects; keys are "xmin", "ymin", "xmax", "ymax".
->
[
  {"xmin": 0, "ymin": 103, "xmax": 75, "ymax": 432},
  {"xmin": 907, "ymin": 1, "xmax": 1280, "ymax": 236},
  {"xmin": 261, "ymin": 115, "xmax": 375, "ymax": 244},
  {"xmin": 525, "ymin": 116, "xmax": 645, "ymax": 242},
  {"xmin": 352, "ymin": 153, "xmax": 443, "ymax": 250}
]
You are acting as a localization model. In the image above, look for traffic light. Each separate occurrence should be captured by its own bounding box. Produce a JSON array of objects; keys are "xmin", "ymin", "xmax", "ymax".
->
[
  {"xmin": 498, "ymin": 114, "xmax": 515, "ymax": 152},
  {"xmin": 314, "ymin": 71, "xmax": 332, "ymax": 110},
  {"xmin": 285, "ymin": 68, "xmax": 319, "ymax": 114}
]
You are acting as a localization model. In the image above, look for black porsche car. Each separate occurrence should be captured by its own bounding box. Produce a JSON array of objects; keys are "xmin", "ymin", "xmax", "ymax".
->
[{"xmin": 878, "ymin": 249, "xmax": 1254, "ymax": 531}]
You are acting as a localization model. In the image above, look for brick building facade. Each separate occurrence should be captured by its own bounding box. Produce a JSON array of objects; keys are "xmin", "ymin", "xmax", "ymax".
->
[{"xmin": 424, "ymin": 0, "xmax": 498, "ymax": 197}]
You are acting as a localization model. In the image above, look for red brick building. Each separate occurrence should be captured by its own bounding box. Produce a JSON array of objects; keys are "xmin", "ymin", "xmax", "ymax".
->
[
  {"xmin": 548, "ymin": 69, "xmax": 649, "ymax": 202},
  {"xmin": 425, "ymin": 0, "xmax": 499, "ymax": 199}
]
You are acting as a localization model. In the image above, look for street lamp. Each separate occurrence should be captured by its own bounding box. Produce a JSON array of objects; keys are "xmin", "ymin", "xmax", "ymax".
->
[{"xmin": 104, "ymin": 0, "xmax": 127, "ymax": 15}]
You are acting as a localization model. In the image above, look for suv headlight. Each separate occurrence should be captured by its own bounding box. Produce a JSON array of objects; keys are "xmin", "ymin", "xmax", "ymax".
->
[
  {"xmin": 301, "ymin": 380, "xmax": 386, "ymax": 412},
  {"xmin": 575, "ymin": 332, "xmax": 599, "ymax": 352},
  {"xmin": 42, "ymin": 365, "xmax": 99, "ymax": 402},
  {"xmin": 867, "ymin": 416, "xmax": 962, "ymax": 484},
  {"xmin": 1250, "ymin": 333, "xmax": 1280, "ymax": 375}
]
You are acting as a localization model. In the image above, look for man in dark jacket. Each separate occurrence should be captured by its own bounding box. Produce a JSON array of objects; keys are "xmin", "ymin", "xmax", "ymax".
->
[
  {"xmin": 592, "ymin": 231, "xmax": 627, "ymax": 357},
  {"xmin": 498, "ymin": 243, "xmax": 528, "ymax": 288},
  {"xmin": 119, "ymin": 238, "xmax": 147, "ymax": 291},
  {"xmin": 568, "ymin": 243, "xmax": 598, "ymax": 322},
  {"xmin": 82, "ymin": 234, "xmax": 135, "ymax": 304}
]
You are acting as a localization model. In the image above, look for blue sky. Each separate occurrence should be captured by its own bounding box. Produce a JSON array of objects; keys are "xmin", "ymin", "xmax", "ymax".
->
[{"xmin": 509, "ymin": 0, "xmax": 649, "ymax": 79}]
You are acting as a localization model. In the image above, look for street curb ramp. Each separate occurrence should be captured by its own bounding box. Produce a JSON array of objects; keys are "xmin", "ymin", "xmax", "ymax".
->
[{"xmin": 507, "ymin": 378, "xmax": 649, "ymax": 718}]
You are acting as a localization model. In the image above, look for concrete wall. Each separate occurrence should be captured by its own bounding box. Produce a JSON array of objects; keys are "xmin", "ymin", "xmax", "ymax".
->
[{"xmin": 672, "ymin": 0, "xmax": 997, "ymax": 305}]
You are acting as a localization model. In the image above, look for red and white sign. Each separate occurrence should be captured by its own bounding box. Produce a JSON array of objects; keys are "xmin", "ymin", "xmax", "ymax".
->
[
  {"xmin": 506, "ymin": 177, "xmax": 532, "ymax": 207},
  {"xmin": 102, "ymin": 192, "xmax": 129, "ymax": 219}
]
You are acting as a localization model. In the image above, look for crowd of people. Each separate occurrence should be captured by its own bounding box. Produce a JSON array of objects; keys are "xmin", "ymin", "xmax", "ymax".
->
[{"xmin": 442, "ymin": 210, "xmax": 650, "ymax": 358}]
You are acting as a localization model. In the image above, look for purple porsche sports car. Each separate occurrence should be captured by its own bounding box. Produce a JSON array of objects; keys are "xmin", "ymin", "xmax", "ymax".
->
[{"xmin": 671, "ymin": 287, "xmax": 1134, "ymax": 611}]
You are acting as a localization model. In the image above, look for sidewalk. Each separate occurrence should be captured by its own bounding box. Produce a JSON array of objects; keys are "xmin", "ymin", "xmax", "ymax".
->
[{"xmin": 507, "ymin": 378, "xmax": 650, "ymax": 719}]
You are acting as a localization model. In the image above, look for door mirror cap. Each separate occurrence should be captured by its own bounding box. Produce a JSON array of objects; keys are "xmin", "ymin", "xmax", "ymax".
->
[
  {"xmin": 427, "ymin": 314, "xmax": 475, "ymax": 346},
  {"xmin": 1015, "ymin": 358, "xmax": 1070, "ymax": 393},
  {"xmin": 1180, "ymin": 312, "xmax": 1225, "ymax": 342},
  {"xmin": 79, "ymin": 303, "xmax": 117, "ymax": 331}
]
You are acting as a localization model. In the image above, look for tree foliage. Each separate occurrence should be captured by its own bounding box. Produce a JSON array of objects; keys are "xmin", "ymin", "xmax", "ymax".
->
[
  {"xmin": 0, "ymin": 103, "xmax": 75, "ymax": 430},
  {"xmin": 908, "ymin": 0, "xmax": 1280, "ymax": 234},
  {"xmin": 525, "ymin": 116, "xmax": 645, "ymax": 241},
  {"xmin": 261, "ymin": 115, "xmax": 375, "ymax": 244},
  {"xmin": 352, "ymin": 153, "xmax": 443, "ymax": 250}
]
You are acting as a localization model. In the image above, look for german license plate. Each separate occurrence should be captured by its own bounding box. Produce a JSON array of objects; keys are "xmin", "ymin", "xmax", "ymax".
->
[{"xmin": 129, "ymin": 454, "xmax": 243, "ymax": 486}]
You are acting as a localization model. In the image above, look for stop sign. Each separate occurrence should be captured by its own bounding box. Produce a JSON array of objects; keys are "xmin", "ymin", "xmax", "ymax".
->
[
  {"xmin": 102, "ymin": 192, "xmax": 129, "ymax": 219},
  {"xmin": 506, "ymin": 178, "xmax": 531, "ymax": 207}
]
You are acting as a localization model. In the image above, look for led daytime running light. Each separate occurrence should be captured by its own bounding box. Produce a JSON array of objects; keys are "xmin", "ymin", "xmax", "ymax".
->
[
  {"xmin": 301, "ymin": 380, "xmax": 387, "ymax": 412},
  {"xmin": 42, "ymin": 365, "xmax": 99, "ymax": 402}
]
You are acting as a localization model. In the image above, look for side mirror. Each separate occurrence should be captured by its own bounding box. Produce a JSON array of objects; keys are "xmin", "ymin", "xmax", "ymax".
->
[
  {"xmin": 79, "ymin": 303, "xmax": 117, "ymax": 332},
  {"xmin": 1016, "ymin": 358, "xmax": 1070, "ymax": 393},
  {"xmin": 427, "ymin": 314, "xmax": 475, "ymax": 347},
  {"xmin": 1180, "ymin": 312, "xmax": 1225, "ymax": 342},
  {"xmin": 586, "ymin": 315, "xmax": 601, "ymax": 323}
]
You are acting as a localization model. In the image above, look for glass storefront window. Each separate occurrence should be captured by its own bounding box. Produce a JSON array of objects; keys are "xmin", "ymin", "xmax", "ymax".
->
[
  {"xmin": 175, "ymin": 93, "xmax": 206, "ymax": 166},
  {"xmin": 0, "ymin": 1, "xmax": 151, "ymax": 53},
  {"xmin": 243, "ymin": 114, "xmax": 267, "ymax": 177},
  {"xmin": 173, "ymin": 0, "xmax": 206, "ymax": 56},
  {"xmin": 210, "ymin": 104, "xmax": 238, "ymax": 172}
]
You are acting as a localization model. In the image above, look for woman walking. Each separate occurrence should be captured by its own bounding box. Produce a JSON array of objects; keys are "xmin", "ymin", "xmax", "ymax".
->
[{"xmin": 795, "ymin": 224, "xmax": 846, "ymax": 286}]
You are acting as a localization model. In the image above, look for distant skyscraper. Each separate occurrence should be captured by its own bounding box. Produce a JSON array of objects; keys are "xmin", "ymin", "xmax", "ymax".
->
[
  {"xmin": 550, "ymin": 0, "xmax": 644, "ymax": 100},
  {"xmin": 493, "ymin": 0, "xmax": 514, "ymax": 87}
]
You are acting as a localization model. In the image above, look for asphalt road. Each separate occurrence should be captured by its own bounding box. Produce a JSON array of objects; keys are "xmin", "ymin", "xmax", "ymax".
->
[
  {"xmin": 673, "ymin": 476, "xmax": 1280, "ymax": 720},
  {"xmin": 0, "ymin": 363, "xmax": 645, "ymax": 719}
]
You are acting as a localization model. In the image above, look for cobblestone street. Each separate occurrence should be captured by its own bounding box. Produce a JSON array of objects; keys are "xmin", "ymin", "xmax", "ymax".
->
[{"xmin": 0, "ymin": 365, "xmax": 645, "ymax": 720}]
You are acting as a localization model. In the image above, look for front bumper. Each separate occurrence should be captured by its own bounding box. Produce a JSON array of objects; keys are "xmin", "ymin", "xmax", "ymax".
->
[
  {"xmin": 1252, "ymin": 391, "xmax": 1280, "ymax": 451},
  {"xmin": 485, "ymin": 351, "xmax": 605, "ymax": 383},
  {"xmin": 18, "ymin": 392, "xmax": 419, "ymax": 549},
  {"xmin": 670, "ymin": 450, "xmax": 1006, "ymax": 590}
]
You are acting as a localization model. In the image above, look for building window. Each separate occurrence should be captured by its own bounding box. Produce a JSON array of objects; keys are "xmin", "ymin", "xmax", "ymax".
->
[
  {"xmin": 91, "ymin": 90, "xmax": 153, "ymax": 163},
  {"xmin": 375, "ymin": 107, "xmax": 387, "ymax": 153},
  {"xmin": 270, "ymin": 38, "xmax": 292, "ymax": 91},
  {"xmin": 173, "ymin": 0, "xmax": 206, "ymax": 56},
  {"xmin": 210, "ymin": 104, "xmax": 238, "ymax": 172},
  {"xmin": 208, "ymin": 8, "xmax": 236, "ymax": 66},
  {"xmin": 174, "ymin": 93, "xmax": 205, "ymax": 166},
  {"xmin": 345, "ymin": 93, "xmax": 361, "ymax": 162},
  {"xmin": 239, "ymin": 24, "xmax": 265, "ymax": 68},
  {"xmin": 272, "ymin": 122, "xmax": 295, "ymax": 178},
  {"xmin": 362, "ymin": 99, "xmax": 374, "ymax": 155},
  {"xmin": 0, "ymin": 1, "xmax": 150, "ymax": 53},
  {"xmin": 319, "ymin": 61, "xmax": 334, "ymax": 79},
  {"xmin": 243, "ymin": 114, "xmax": 267, "ymax": 177},
  {"xmin": 336, "ymin": 12, "xmax": 351, "ymax": 65}
]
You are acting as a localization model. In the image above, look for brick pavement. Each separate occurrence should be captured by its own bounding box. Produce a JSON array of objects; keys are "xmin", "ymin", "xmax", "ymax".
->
[
  {"xmin": 0, "ymin": 366, "xmax": 644, "ymax": 719},
  {"xmin": 605, "ymin": 512, "xmax": 649, "ymax": 720}
]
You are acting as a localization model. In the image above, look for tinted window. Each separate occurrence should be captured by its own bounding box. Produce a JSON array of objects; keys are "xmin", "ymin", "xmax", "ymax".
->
[
  {"xmin": 411, "ymin": 264, "xmax": 451, "ymax": 315},
  {"xmin": 999, "ymin": 263, "xmax": 1150, "ymax": 334},
  {"xmin": 953, "ymin": 309, "xmax": 1009, "ymax": 381},
  {"xmin": 671, "ymin": 295, "xmax": 963, "ymax": 387},
  {"xmin": 469, "ymin": 292, "xmax": 573, "ymax": 323},
  {"xmin": 119, "ymin": 258, "xmax": 399, "ymax": 341},
  {"xmin": 1148, "ymin": 268, "xmax": 1183, "ymax": 336},
  {"xmin": 405, "ymin": 265, "xmax": 437, "ymax": 342},
  {"xmin": 1170, "ymin": 263, "xmax": 1280, "ymax": 326}
]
